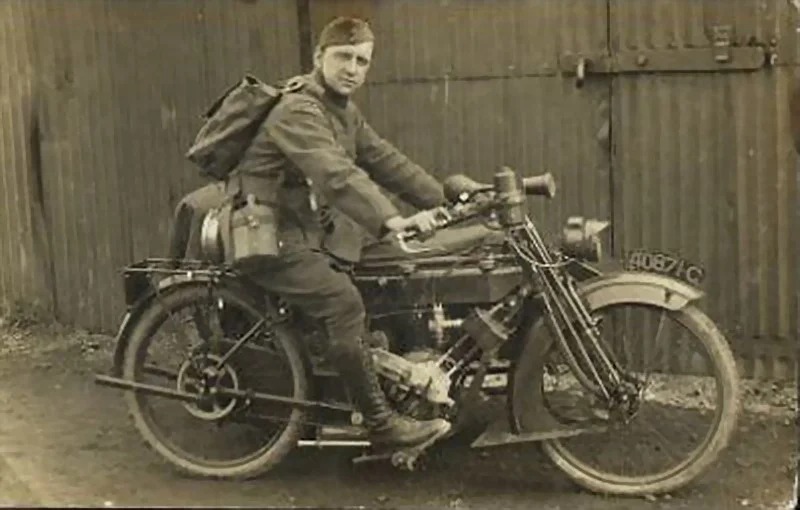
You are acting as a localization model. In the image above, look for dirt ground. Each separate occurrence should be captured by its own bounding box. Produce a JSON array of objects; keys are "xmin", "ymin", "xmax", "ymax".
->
[{"xmin": 0, "ymin": 320, "xmax": 797, "ymax": 509}]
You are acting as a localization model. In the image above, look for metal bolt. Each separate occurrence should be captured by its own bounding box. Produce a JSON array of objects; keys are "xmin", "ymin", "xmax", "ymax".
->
[{"xmin": 636, "ymin": 54, "xmax": 648, "ymax": 66}]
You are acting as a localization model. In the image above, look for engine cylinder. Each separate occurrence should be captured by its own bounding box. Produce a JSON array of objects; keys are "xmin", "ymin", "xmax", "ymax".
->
[{"xmin": 462, "ymin": 307, "xmax": 511, "ymax": 352}]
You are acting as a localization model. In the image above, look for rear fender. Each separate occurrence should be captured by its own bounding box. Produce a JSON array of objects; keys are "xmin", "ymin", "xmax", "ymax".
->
[
  {"xmin": 508, "ymin": 270, "xmax": 704, "ymax": 433},
  {"xmin": 109, "ymin": 273, "xmax": 266, "ymax": 377}
]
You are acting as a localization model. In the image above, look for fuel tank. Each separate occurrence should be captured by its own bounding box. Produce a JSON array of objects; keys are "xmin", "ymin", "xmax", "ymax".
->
[
  {"xmin": 359, "ymin": 218, "xmax": 504, "ymax": 264},
  {"xmin": 354, "ymin": 220, "xmax": 523, "ymax": 307}
]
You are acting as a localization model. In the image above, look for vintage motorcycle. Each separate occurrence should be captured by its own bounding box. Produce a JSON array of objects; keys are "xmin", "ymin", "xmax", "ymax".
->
[{"xmin": 94, "ymin": 167, "xmax": 740, "ymax": 496}]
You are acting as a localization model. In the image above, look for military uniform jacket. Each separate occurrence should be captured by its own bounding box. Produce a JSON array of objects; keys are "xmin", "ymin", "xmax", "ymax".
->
[{"xmin": 231, "ymin": 71, "xmax": 445, "ymax": 262}]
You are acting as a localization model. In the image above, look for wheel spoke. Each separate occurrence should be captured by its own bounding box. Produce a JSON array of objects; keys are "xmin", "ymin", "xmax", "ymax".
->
[
  {"xmin": 158, "ymin": 297, "xmax": 199, "ymax": 358},
  {"xmin": 123, "ymin": 283, "xmax": 308, "ymax": 478},
  {"xmin": 634, "ymin": 411, "xmax": 686, "ymax": 466},
  {"xmin": 192, "ymin": 305, "xmax": 213, "ymax": 342},
  {"xmin": 643, "ymin": 311, "xmax": 667, "ymax": 381},
  {"xmin": 539, "ymin": 301, "xmax": 737, "ymax": 494},
  {"xmin": 208, "ymin": 303, "xmax": 226, "ymax": 350},
  {"xmin": 618, "ymin": 310, "xmax": 634, "ymax": 370}
]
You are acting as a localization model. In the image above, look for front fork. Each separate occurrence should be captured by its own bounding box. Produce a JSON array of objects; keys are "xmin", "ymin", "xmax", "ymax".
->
[
  {"xmin": 512, "ymin": 223, "xmax": 625, "ymax": 403},
  {"xmin": 544, "ymin": 275, "xmax": 625, "ymax": 400}
]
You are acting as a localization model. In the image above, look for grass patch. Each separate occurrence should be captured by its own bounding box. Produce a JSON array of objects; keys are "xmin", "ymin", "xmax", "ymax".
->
[{"xmin": 0, "ymin": 299, "xmax": 56, "ymax": 330}]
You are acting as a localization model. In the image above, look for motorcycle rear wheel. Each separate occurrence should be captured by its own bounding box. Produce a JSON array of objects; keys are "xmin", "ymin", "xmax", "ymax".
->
[
  {"xmin": 122, "ymin": 282, "xmax": 309, "ymax": 479},
  {"xmin": 540, "ymin": 302, "xmax": 740, "ymax": 496}
]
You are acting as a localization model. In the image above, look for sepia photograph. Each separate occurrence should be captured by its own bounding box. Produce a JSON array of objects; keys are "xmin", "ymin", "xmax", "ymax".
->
[{"xmin": 0, "ymin": 0, "xmax": 797, "ymax": 508}]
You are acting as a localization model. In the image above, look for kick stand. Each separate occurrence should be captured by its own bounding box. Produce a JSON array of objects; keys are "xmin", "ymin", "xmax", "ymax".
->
[{"xmin": 351, "ymin": 422, "xmax": 451, "ymax": 471}]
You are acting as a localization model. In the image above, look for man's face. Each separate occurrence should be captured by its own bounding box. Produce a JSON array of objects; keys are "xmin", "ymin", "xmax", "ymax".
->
[{"xmin": 314, "ymin": 41, "xmax": 374, "ymax": 96}]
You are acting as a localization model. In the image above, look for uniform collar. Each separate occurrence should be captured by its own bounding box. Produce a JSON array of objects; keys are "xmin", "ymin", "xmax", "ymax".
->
[{"xmin": 300, "ymin": 70, "xmax": 351, "ymax": 111}]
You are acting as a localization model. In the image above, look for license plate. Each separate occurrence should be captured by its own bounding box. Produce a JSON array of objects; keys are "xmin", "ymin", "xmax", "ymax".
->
[{"xmin": 624, "ymin": 249, "xmax": 706, "ymax": 287}]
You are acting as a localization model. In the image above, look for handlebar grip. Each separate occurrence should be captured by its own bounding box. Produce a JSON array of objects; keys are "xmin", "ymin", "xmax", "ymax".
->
[
  {"xmin": 442, "ymin": 174, "xmax": 492, "ymax": 202},
  {"xmin": 522, "ymin": 173, "xmax": 557, "ymax": 198},
  {"xmin": 395, "ymin": 206, "xmax": 452, "ymax": 242}
]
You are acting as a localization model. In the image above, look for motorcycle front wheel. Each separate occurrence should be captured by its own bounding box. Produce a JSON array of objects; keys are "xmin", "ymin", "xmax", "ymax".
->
[
  {"xmin": 531, "ymin": 301, "xmax": 740, "ymax": 496},
  {"xmin": 122, "ymin": 281, "xmax": 309, "ymax": 479}
]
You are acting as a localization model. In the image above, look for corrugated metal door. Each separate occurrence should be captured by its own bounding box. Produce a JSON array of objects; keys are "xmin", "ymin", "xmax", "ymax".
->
[
  {"xmin": 560, "ymin": 0, "xmax": 797, "ymax": 378},
  {"xmin": 612, "ymin": 0, "xmax": 796, "ymax": 379},
  {"xmin": 306, "ymin": 0, "xmax": 613, "ymax": 235}
]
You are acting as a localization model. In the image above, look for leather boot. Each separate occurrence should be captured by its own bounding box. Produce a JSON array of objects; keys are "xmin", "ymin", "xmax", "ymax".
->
[{"xmin": 329, "ymin": 338, "xmax": 450, "ymax": 448}]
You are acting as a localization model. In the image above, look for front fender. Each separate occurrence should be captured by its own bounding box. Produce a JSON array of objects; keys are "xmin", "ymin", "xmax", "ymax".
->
[
  {"xmin": 577, "ymin": 271, "xmax": 704, "ymax": 311},
  {"xmin": 508, "ymin": 270, "xmax": 704, "ymax": 433}
]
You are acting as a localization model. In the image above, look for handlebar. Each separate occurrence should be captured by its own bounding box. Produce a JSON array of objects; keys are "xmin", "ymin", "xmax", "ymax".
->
[
  {"xmin": 395, "ymin": 206, "xmax": 454, "ymax": 244},
  {"xmin": 443, "ymin": 172, "xmax": 556, "ymax": 201},
  {"xmin": 395, "ymin": 168, "xmax": 557, "ymax": 247}
]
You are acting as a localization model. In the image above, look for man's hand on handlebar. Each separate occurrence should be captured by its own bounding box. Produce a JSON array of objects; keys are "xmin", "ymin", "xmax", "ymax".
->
[
  {"xmin": 383, "ymin": 207, "xmax": 452, "ymax": 237},
  {"xmin": 378, "ymin": 170, "xmax": 555, "ymax": 246}
]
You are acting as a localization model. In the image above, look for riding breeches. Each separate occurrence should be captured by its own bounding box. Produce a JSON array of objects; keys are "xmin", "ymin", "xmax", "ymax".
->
[{"xmin": 236, "ymin": 249, "xmax": 366, "ymax": 355}]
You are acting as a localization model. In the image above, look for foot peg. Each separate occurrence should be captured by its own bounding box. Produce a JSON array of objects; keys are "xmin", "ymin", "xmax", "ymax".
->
[{"xmin": 351, "ymin": 420, "xmax": 451, "ymax": 470}]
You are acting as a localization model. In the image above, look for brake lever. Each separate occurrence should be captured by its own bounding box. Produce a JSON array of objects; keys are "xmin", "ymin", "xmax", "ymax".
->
[
  {"xmin": 394, "ymin": 207, "xmax": 453, "ymax": 254},
  {"xmin": 396, "ymin": 233, "xmax": 434, "ymax": 254}
]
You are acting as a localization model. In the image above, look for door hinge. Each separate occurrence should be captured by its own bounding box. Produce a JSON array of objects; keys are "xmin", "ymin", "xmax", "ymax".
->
[
  {"xmin": 712, "ymin": 25, "xmax": 733, "ymax": 63},
  {"xmin": 560, "ymin": 28, "xmax": 767, "ymax": 86}
]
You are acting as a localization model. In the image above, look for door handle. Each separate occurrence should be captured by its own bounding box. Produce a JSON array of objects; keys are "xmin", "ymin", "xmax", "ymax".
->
[
  {"xmin": 560, "ymin": 54, "xmax": 610, "ymax": 89},
  {"xmin": 575, "ymin": 57, "xmax": 587, "ymax": 88}
]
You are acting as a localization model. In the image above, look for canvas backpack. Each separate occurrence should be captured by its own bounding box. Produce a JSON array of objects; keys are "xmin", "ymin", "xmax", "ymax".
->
[{"xmin": 185, "ymin": 74, "xmax": 303, "ymax": 181}]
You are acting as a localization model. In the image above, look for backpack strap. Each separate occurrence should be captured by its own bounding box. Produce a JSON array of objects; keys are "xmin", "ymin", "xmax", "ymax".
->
[
  {"xmin": 283, "ymin": 76, "xmax": 305, "ymax": 94},
  {"xmin": 225, "ymin": 75, "xmax": 307, "ymax": 202},
  {"xmin": 202, "ymin": 74, "xmax": 259, "ymax": 121}
]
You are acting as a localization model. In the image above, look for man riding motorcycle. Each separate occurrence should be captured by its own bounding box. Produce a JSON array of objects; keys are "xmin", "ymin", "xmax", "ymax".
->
[{"xmin": 227, "ymin": 17, "xmax": 452, "ymax": 448}]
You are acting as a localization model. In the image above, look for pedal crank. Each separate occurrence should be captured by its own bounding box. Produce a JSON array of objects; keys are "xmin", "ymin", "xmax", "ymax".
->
[
  {"xmin": 390, "ymin": 449, "xmax": 423, "ymax": 471},
  {"xmin": 351, "ymin": 446, "xmax": 426, "ymax": 471}
]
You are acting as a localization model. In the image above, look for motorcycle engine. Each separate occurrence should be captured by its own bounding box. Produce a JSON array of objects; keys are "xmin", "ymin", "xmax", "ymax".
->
[
  {"xmin": 371, "ymin": 346, "xmax": 454, "ymax": 408},
  {"xmin": 366, "ymin": 304, "xmax": 477, "ymax": 419}
]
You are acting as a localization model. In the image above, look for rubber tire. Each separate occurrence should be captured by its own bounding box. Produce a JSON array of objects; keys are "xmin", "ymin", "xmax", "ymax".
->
[
  {"xmin": 540, "ymin": 304, "xmax": 741, "ymax": 496},
  {"xmin": 122, "ymin": 282, "xmax": 309, "ymax": 479}
]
